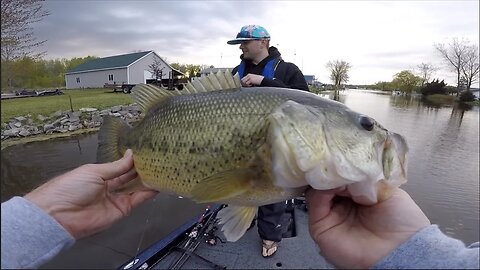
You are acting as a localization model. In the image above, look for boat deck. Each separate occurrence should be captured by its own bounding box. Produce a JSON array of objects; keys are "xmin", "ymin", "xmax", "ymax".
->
[{"xmin": 151, "ymin": 204, "xmax": 334, "ymax": 269}]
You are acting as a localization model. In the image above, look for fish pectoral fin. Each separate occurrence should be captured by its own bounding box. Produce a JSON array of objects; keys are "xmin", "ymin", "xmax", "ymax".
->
[
  {"xmin": 190, "ymin": 168, "xmax": 256, "ymax": 203},
  {"xmin": 113, "ymin": 177, "xmax": 150, "ymax": 194},
  {"xmin": 217, "ymin": 205, "xmax": 257, "ymax": 242}
]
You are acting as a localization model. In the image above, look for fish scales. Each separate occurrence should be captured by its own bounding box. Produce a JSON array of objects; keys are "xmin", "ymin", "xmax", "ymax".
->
[{"xmin": 127, "ymin": 89, "xmax": 287, "ymax": 200}]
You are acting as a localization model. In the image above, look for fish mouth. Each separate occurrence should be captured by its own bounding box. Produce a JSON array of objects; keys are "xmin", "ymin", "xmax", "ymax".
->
[
  {"xmin": 303, "ymin": 131, "xmax": 409, "ymax": 205},
  {"xmin": 381, "ymin": 132, "xmax": 408, "ymax": 185},
  {"xmin": 347, "ymin": 131, "xmax": 408, "ymax": 205}
]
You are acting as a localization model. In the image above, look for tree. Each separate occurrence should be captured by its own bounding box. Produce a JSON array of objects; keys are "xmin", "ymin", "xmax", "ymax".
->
[
  {"xmin": 326, "ymin": 60, "xmax": 351, "ymax": 89},
  {"xmin": 65, "ymin": 56, "xmax": 97, "ymax": 72},
  {"xmin": 371, "ymin": 81, "xmax": 396, "ymax": 91},
  {"xmin": 392, "ymin": 70, "xmax": 422, "ymax": 94},
  {"xmin": 459, "ymin": 90, "xmax": 476, "ymax": 102},
  {"xmin": 185, "ymin": 64, "xmax": 201, "ymax": 79},
  {"xmin": 1, "ymin": 0, "xmax": 50, "ymax": 90},
  {"xmin": 416, "ymin": 63, "xmax": 437, "ymax": 87},
  {"xmin": 1, "ymin": 55, "xmax": 97, "ymax": 90},
  {"xmin": 148, "ymin": 58, "xmax": 165, "ymax": 85},
  {"xmin": 420, "ymin": 79, "xmax": 447, "ymax": 96},
  {"xmin": 460, "ymin": 44, "xmax": 479, "ymax": 91},
  {"xmin": 434, "ymin": 38, "xmax": 474, "ymax": 95},
  {"xmin": 170, "ymin": 63, "xmax": 204, "ymax": 79},
  {"xmin": 170, "ymin": 63, "xmax": 187, "ymax": 74}
]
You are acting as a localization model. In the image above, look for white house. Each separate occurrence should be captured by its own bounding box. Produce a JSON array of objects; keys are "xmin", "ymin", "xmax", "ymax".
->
[{"xmin": 64, "ymin": 50, "xmax": 182, "ymax": 89}]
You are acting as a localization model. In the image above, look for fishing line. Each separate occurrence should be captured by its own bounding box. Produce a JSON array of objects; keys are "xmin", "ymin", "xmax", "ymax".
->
[{"xmin": 133, "ymin": 195, "xmax": 158, "ymax": 262}]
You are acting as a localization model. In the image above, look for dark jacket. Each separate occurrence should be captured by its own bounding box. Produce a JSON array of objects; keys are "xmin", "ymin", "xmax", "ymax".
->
[
  {"xmin": 232, "ymin": 46, "xmax": 309, "ymax": 91},
  {"xmin": 232, "ymin": 47, "xmax": 308, "ymax": 242}
]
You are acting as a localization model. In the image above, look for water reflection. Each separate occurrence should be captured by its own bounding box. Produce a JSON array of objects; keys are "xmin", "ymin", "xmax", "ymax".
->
[
  {"xmin": 390, "ymin": 94, "xmax": 418, "ymax": 108},
  {"xmin": 1, "ymin": 134, "xmax": 98, "ymax": 202},
  {"xmin": 342, "ymin": 90, "xmax": 479, "ymax": 244}
]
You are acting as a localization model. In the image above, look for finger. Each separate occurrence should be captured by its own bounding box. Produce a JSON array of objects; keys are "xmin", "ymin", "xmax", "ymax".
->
[
  {"xmin": 240, "ymin": 78, "xmax": 248, "ymax": 87},
  {"xmin": 308, "ymin": 193, "xmax": 353, "ymax": 238},
  {"xmin": 306, "ymin": 189, "xmax": 336, "ymax": 222},
  {"xmin": 106, "ymin": 167, "xmax": 138, "ymax": 190},
  {"xmin": 95, "ymin": 149, "xmax": 134, "ymax": 180}
]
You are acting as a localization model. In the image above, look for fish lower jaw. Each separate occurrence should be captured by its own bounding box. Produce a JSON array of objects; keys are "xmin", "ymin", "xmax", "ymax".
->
[
  {"xmin": 304, "ymin": 164, "xmax": 405, "ymax": 205},
  {"xmin": 346, "ymin": 178, "xmax": 406, "ymax": 205}
]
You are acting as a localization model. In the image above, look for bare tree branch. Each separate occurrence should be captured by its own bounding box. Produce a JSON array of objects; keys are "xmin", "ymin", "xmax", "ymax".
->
[
  {"xmin": 434, "ymin": 38, "xmax": 470, "ymax": 94},
  {"xmin": 148, "ymin": 58, "xmax": 165, "ymax": 86},
  {"xmin": 1, "ymin": 0, "xmax": 49, "ymax": 90},
  {"xmin": 460, "ymin": 44, "xmax": 480, "ymax": 90},
  {"xmin": 1, "ymin": 0, "xmax": 49, "ymax": 61},
  {"xmin": 326, "ymin": 60, "xmax": 351, "ymax": 89},
  {"xmin": 416, "ymin": 62, "xmax": 438, "ymax": 86}
]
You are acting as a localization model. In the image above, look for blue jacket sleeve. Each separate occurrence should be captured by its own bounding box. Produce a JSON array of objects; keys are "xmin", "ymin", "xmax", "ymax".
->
[
  {"xmin": 1, "ymin": 196, "xmax": 75, "ymax": 269},
  {"xmin": 372, "ymin": 225, "xmax": 479, "ymax": 269}
]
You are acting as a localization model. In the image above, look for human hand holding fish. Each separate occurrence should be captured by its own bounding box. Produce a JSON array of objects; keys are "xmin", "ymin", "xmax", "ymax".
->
[
  {"xmin": 24, "ymin": 149, "xmax": 158, "ymax": 240},
  {"xmin": 306, "ymin": 187, "xmax": 431, "ymax": 269}
]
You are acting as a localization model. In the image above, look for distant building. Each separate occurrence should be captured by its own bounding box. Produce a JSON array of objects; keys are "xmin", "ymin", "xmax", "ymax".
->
[
  {"xmin": 64, "ymin": 50, "xmax": 183, "ymax": 89},
  {"xmin": 304, "ymin": 75, "xmax": 315, "ymax": 85}
]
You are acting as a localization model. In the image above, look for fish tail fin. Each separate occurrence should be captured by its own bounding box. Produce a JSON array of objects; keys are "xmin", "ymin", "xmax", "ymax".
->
[{"xmin": 97, "ymin": 116, "xmax": 131, "ymax": 163}]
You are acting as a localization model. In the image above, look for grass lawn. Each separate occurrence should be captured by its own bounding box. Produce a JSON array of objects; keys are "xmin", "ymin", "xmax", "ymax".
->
[
  {"xmin": 465, "ymin": 99, "xmax": 480, "ymax": 106},
  {"xmin": 1, "ymin": 88, "xmax": 134, "ymax": 124}
]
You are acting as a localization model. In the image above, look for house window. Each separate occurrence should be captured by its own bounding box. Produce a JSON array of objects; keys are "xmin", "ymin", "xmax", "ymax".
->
[
  {"xmin": 76, "ymin": 77, "xmax": 80, "ymax": 83},
  {"xmin": 108, "ymin": 74, "xmax": 114, "ymax": 81}
]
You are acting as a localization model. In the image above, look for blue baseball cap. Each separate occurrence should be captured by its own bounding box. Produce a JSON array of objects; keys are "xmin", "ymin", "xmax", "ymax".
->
[{"xmin": 227, "ymin": 25, "xmax": 271, "ymax": 45}]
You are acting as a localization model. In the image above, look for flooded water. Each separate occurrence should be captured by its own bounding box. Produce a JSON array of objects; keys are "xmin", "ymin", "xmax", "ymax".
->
[
  {"xmin": 1, "ymin": 133, "xmax": 209, "ymax": 269},
  {"xmin": 1, "ymin": 90, "xmax": 479, "ymax": 267},
  {"xmin": 345, "ymin": 90, "xmax": 479, "ymax": 244}
]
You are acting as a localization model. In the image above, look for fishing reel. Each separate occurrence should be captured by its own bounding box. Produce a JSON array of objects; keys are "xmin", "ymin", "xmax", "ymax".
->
[{"xmin": 204, "ymin": 225, "xmax": 225, "ymax": 246}]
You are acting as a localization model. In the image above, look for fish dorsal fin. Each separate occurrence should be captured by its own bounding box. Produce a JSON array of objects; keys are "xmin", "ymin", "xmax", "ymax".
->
[
  {"xmin": 131, "ymin": 69, "xmax": 241, "ymax": 112},
  {"xmin": 186, "ymin": 69, "xmax": 241, "ymax": 92}
]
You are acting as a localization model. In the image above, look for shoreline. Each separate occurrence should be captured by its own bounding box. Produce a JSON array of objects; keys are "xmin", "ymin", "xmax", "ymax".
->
[{"xmin": 1, "ymin": 127, "xmax": 99, "ymax": 150}]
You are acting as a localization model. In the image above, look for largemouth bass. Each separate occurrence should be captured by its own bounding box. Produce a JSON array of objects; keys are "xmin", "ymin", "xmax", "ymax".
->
[{"xmin": 97, "ymin": 70, "xmax": 408, "ymax": 241}]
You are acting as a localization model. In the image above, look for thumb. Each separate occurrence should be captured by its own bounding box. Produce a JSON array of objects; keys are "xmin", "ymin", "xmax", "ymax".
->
[
  {"xmin": 95, "ymin": 149, "xmax": 134, "ymax": 180},
  {"xmin": 306, "ymin": 188, "xmax": 336, "ymax": 222}
]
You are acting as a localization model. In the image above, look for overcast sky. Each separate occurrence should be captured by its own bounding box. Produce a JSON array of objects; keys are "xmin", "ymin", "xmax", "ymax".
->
[{"xmin": 34, "ymin": 0, "xmax": 479, "ymax": 86}]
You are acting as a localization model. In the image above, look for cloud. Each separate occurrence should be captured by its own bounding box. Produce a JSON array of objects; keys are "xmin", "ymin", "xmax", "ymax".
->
[
  {"xmin": 33, "ymin": 0, "xmax": 479, "ymax": 86},
  {"xmin": 36, "ymin": 0, "xmax": 272, "ymax": 59}
]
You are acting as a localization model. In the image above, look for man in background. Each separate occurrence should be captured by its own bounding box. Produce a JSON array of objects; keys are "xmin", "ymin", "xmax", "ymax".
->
[{"xmin": 227, "ymin": 24, "xmax": 309, "ymax": 257}]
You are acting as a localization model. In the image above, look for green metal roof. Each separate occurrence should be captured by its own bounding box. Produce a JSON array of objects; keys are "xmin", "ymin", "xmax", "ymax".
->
[{"xmin": 66, "ymin": 51, "xmax": 152, "ymax": 74}]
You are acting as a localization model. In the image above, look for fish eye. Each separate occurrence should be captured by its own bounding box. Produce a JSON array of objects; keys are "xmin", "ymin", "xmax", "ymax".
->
[{"xmin": 359, "ymin": 116, "xmax": 375, "ymax": 131}]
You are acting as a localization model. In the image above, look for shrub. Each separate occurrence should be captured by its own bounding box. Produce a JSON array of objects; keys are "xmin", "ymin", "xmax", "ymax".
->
[
  {"xmin": 459, "ymin": 90, "xmax": 476, "ymax": 102},
  {"xmin": 420, "ymin": 79, "xmax": 447, "ymax": 96}
]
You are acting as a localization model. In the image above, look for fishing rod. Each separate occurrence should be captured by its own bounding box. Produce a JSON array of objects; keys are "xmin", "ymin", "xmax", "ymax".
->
[
  {"xmin": 119, "ymin": 204, "xmax": 225, "ymax": 270},
  {"xmin": 167, "ymin": 205, "xmax": 212, "ymax": 269},
  {"xmin": 166, "ymin": 204, "xmax": 226, "ymax": 269}
]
